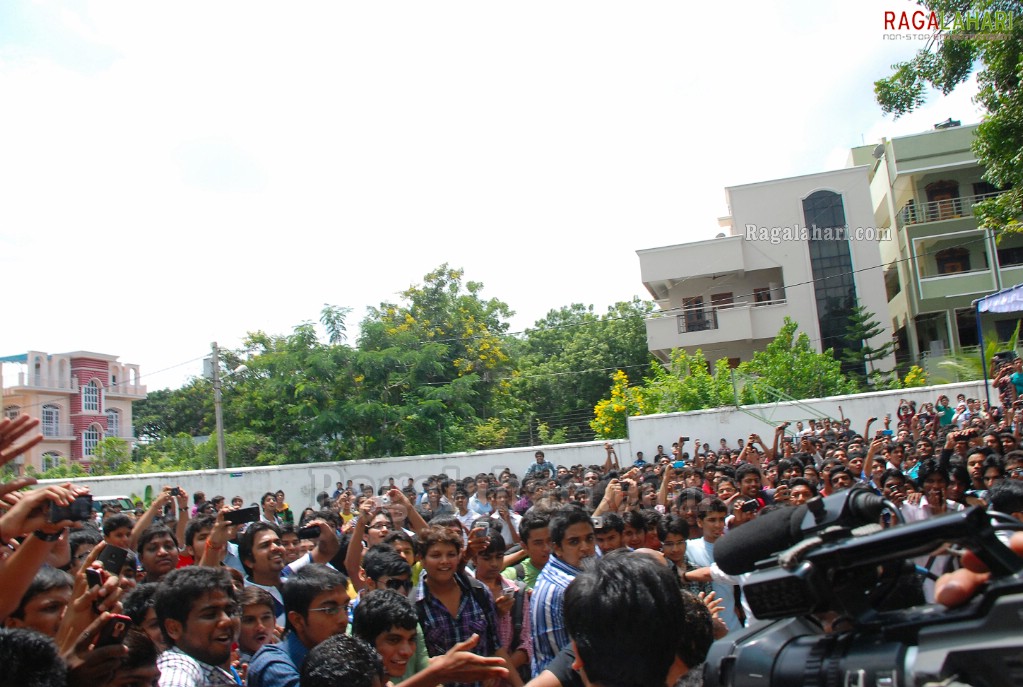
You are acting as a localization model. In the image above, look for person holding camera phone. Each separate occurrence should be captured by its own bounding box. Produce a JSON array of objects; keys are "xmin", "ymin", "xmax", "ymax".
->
[{"xmin": 126, "ymin": 485, "xmax": 190, "ymax": 557}]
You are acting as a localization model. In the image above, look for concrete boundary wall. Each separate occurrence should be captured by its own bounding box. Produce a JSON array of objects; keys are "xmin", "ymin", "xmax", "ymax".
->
[
  {"xmin": 40, "ymin": 380, "xmax": 989, "ymax": 510},
  {"xmin": 627, "ymin": 380, "xmax": 989, "ymax": 456},
  {"xmin": 39, "ymin": 440, "xmax": 630, "ymax": 512}
]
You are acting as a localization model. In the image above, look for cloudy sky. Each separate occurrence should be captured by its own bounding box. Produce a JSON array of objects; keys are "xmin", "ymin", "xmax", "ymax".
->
[{"xmin": 1, "ymin": 0, "xmax": 983, "ymax": 391}]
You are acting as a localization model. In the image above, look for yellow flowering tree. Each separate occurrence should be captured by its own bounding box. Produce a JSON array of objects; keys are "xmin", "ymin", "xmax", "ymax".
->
[{"xmin": 590, "ymin": 370, "xmax": 646, "ymax": 439}]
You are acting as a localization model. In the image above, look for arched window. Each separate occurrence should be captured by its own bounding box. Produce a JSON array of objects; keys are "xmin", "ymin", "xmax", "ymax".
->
[
  {"xmin": 3, "ymin": 405, "xmax": 19, "ymax": 420},
  {"xmin": 42, "ymin": 404, "xmax": 60, "ymax": 437},
  {"xmin": 83, "ymin": 379, "xmax": 101, "ymax": 412},
  {"xmin": 83, "ymin": 425, "xmax": 101, "ymax": 457},
  {"xmin": 106, "ymin": 408, "xmax": 121, "ymax": 438},
  {"xmin": 42, "ymin": 452, "xmax": 63, "ymax": 472}
]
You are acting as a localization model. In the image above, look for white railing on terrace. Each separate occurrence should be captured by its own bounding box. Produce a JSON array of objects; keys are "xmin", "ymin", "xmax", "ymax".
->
[{"xmin": 16, "ymin": 373, "xmax": 78, "ymax": 391}]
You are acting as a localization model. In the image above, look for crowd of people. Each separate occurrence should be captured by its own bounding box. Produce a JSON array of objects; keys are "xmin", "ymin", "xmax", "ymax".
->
[{"xmin": 1, "ymin": 382, "xmax": 1022, "ymax": 687}]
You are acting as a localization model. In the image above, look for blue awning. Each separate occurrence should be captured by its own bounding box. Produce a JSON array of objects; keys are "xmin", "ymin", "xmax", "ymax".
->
[
  {"xmin": 0, "ymin": 354, "xmax": 28, "ymax": 363},
  {"xmin": 973, "ymin": 283, "xmax": 1023, "ymax": 314}
]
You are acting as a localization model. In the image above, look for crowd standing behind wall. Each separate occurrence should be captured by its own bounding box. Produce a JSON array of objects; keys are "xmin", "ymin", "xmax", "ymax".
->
[{"xmin": 40, "ymin": 381, "xmax": 989, "ymax": 509}]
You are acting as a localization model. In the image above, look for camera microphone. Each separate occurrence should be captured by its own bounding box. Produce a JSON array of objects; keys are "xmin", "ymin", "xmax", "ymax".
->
[
  {"xmin": 716, "ymin": 504, "xmax": 807, "ymax": 575},
  {"xmin": 716, "ymin": 486, "xmax": 888, "ymax": 575}
]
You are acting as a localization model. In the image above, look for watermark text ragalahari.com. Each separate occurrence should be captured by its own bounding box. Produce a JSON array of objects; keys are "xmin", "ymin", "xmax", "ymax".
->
[{"xmin": 744, "ymin": 224, "xmax": 891, "ymax": 245}]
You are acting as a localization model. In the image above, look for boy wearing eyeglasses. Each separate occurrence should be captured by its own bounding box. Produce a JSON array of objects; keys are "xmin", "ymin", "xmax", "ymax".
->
[{"xmin": 247, "ymin": 564, "xmax": 350, "ymax": 687}]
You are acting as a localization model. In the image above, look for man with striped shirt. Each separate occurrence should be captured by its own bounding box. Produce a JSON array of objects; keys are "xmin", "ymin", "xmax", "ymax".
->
[{"xmin": 529, "ymin": 506, "xmax": 595, "ymax": 677}]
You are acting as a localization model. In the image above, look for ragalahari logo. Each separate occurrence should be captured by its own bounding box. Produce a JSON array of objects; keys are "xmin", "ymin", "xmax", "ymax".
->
[{"xmin": 883, "ymin": 9, "xmax": 1015, "ymax": 39}]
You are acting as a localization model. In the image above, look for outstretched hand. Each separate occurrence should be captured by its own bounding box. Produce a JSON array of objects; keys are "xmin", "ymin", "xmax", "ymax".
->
[
  {"xmin": 426, "ymin": 634, "xmax": 509, "ymax": 684},
  {"xmin": 0, "ymin": 415, "xmax": 43, "ymax": 468}
]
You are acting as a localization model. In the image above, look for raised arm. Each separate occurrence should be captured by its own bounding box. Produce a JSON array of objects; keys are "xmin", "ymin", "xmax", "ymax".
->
[
  {"xmin": 770, "ymin": 422, "xmax": 788, "ymax": 461},
  {"xmin": 389, "ymin": 488, "xmax": 428, "ymax": 535},
  {"xmin": 197, "ymin": 508, "xmax": 233, "ymax": 567},
  {"xmin": 602, "ymin": 442, "xmax": 619, "ymax": 472},
  {"xmin": 128, "ymin": 487, "xmax": 174, "ymax": 551},
  {"xmin": 173, "ymin": 488, "xmax": 190, "ymax": 550},
  {"xmin": 345, "ymin": 499, "xmax": 373, "ymax": 591},
  {"xmin": 0, "ymin": 484, "xmax": 86, "ymax": 620},
  {"xmin": 657, "ymin": 463, "xmax": 673, "ymax": 508},
  {"xmin": 863, "ymin": 416, "xmax": 877, "ymax": 441}
]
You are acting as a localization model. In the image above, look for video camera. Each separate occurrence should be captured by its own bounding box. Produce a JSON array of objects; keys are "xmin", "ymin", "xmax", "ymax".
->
[{"xmin": 705, "ymin": 486, "xmax": 1023, "ymax": 687}]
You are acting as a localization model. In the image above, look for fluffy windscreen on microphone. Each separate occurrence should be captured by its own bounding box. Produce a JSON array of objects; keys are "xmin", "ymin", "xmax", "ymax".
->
[{"xmin": 715, "ymin": 504, "xmax": 808, "ymax": 575}]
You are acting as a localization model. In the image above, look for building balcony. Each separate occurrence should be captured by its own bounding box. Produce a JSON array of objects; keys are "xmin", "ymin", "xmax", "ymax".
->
[
  {"xmin": 638, "ymin": 236, "xmax": 746, "ymax": 300},
  {"xmin": 645, "ymin": 299, "xmax": 790, "ymax": 353},
  {"xmin": 105, "ymin": 383, "xmax": 147, "ymax": 399},
  {"xmin": 104, "ymin": 425, "xmax": 135, "ymax": 440},
  {"xmin": 6, "ymin": 373, "xmax": 78, "ymax": 393},
  {"xmin": 896, "ymin": 191, "xmax": 1003, "ymax": 229},
  {"xmin": 918, "ymin": 269, "xmax": 997, "ymax": 302},
  {"xmin": 40, "ymin": 423, "xmax": 75, "ymax": 440}
]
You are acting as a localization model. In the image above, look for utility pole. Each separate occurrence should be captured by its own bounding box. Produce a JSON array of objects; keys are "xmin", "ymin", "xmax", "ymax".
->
[{"xmin": 212, "ymin": 342, "xmax": 227, "ymax": 471}]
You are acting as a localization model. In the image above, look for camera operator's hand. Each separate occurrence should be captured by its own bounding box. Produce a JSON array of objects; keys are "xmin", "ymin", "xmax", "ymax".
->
[{"xmin": 935, "ymin": 532, "xmax": 1023, "ymax": 607}]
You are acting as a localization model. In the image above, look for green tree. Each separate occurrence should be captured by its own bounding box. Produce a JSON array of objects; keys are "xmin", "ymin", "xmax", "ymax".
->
[
  {"xmin": 738, "ymin": 318, "xmax": 858, "ymax": 403},
  {"xmin": 132, "ymin": 381, "xmax": 215, "ymax": 441},
  {"xmin": 89, "ymin": 437, "xmax": 132, "ymax": 476},
  {"xmin": 840, "ymin": 303, "xmax": 897, "ymax": 387},
  {"xmin": 513, "ymin": 299, "xmax": 655, "ymax": 444},
  {"xmin": 228, "ymin": 318, "xmax": 355, "ymax": 463},
  {"xmin": 641, "ymin": 349, "xmax": 736, "ymax": 413},
  {"xmin": 874, "ymin": 0, "xmax": 1023, "ymax": 233},
  {"xmin": 355, "ymin": 264, "xmax": 516, "ymax": 455}
]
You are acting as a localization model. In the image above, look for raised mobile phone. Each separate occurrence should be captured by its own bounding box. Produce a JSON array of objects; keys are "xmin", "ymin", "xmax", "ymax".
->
[
  {"xmin": 50, "ymin": 494, "xmax": 94, "ymax": 523},
  {"xmin": 96, "ymin": 544, "xmax": 129, "ymax": 575},
  {"xmin": 224, "ymin": 506, "xmax": 260, "ymax": 525},
  {"xmin": 85, "ymin": 567, "xmax": 103, "ymax": 588},
  {"xmin": 298, "ymin": 525, "xmax": 322, "ymax": 539},
  {"xmin": 471, "ymin": 518, "xmax": 491, "ymax": 538},
  {"xmin": 95, "ymin": 614, "xmax": 132, "ymax": 647}
]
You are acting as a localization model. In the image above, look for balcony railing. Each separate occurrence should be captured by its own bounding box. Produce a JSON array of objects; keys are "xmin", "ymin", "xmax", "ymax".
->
[
  {"xmin": 104, "ymin": 426, "xmax": 135, "ymax": 440},
  {"xmin": 41, "ymin": 423, "xmax": 74, "ymax": 439},
  {"xmin": 668, "ymin": 297, "xmax": 789, "ymax": 335},
  {"xmin": 896, "ymin": 191, "xmax": 1003, "ymax": 228},
  {"xmin": 677, "ymin": 309, "xmax": 719, "ymax": 333},
  {"xmin": 13, "ymin": 373, "xmax": 78, "ymax": 392},
  {"xmin": 105, "ymin": 383, "xmax": 147, "ymax": 396}
]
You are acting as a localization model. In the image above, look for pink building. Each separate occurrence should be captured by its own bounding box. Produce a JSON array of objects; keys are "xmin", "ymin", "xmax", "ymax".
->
[{"xmin": 1, "ymin": 351, "xmax": 146, "ymax": 473}]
